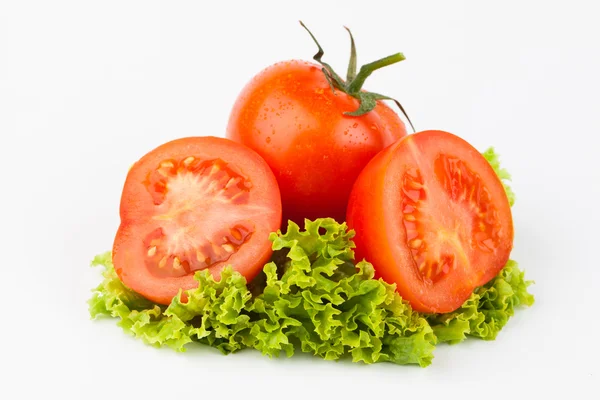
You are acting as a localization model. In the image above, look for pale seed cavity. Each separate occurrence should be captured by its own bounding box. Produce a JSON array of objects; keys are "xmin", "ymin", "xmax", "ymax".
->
[
  {"xmin": 143, "ymin": 157, "xmax": 255, "ymax": 276},
  {"xmin": 401, "ymin": 167, "xmax": 450, "ymax": 283},
  {"xmin": 435, "ymin": 154, "xmax": 501, "ymax": 254},
  {"xmin": 145, "ymin": 157, "xmax": 252, "ymax": 207}
]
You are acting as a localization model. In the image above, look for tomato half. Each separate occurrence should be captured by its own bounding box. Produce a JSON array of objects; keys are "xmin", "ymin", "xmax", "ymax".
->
[
  {"xmin": 226, "ymin": 60, "xmax": 407, "ymax": 224},
  {"xmin": 346, "ymin": 131, "xmax": 513, "ymax": 313},
  {"xmin": 113, "ymin": 137, "xmax": 282, "ymax": 305}
]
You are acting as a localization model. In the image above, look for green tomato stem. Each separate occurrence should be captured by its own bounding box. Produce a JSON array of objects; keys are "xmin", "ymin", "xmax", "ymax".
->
[
  {"xmin": 344, "ymin": 26, "xmax": 358, "ymax": 83},
  {"xmin": 347, "ymin": 53, "xmax": 406, "ymax": 94},
  {"xmin": 300, "ymin": 22, "xmax": 415, "ymax": 132}
]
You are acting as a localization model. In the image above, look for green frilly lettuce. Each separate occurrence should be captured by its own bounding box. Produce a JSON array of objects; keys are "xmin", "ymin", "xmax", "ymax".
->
[
  {"xmin": 483, "ymin": 147, "xmax": 516, "ymax": 206},
  {"xmin": 88, "ymin": 148, "xmax": 533, "ymax": 366},
  {"xmin": 89, "ymin": 219, "xmax": 437, "ymax": 366},
  {"xmin": 425, "ymin": 261, "xmax": 534, "ymax": 344}
]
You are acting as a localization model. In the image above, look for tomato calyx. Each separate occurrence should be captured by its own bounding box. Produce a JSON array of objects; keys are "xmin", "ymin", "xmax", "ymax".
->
[{"xmin": 299, "ymin": 21, "xmax": 415, "ymax": 131}]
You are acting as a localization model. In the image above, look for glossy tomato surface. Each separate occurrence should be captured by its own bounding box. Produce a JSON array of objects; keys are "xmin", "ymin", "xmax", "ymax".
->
[
  {"xmin": 113, "ymin": 137, "xmax": 282, "ymax": 305},
  {"xmin": 347, "ymin": 130, "xmax": 513, "ymax": 313},
  {"xmin": 227, "ymin": 60, "xmax": 407, "ymax": 224}
]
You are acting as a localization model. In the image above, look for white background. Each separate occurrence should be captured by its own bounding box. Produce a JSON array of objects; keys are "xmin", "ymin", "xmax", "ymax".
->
[{"xmin": 1, "ymin": 0, "xmax": 598, "ymax": 398}]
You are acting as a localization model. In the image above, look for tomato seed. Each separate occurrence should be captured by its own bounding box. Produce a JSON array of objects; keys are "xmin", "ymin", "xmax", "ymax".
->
[
  {"xmin": 147, "ymin": 246, "xmax": 157, "ymax": 257},
  {"xmin": 183, "ymin": 157, "xmax": 195, "ymax": 166},
  {"xmin": 404, "ymin": 214, "xmax": 416, "ymax": 221},
  {"xmin": 173, "ymin": 257, "xmax": 182, "ymax": 270},
  {"xmin": 158, "ymin": 256, "xmax": 167, "ymax": 269},
  {"xmin": 409, "ymin": 239, "xmax": 422, "ymax": 249}
]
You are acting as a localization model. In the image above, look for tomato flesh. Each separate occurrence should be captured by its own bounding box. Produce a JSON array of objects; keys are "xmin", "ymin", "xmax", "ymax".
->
[
  {"xmin": 113, "ymin": 137, "xmax": 281, "ymax": 305},
  {"xmin": 143, "ymin": 157, "xmax": 256, "ymax": 277},
  {"xmin": 347, "ymin": 130, "xmax": 513, "ymax": 313}
]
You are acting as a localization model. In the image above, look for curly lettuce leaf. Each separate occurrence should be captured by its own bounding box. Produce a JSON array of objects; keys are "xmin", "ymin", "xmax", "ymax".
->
[
  {"xmin": 252, "ymin": 219, "xmax": 436, "ymax": 366},
  {"xmin": 88, "ymin": 252, "xmax": 195, "ymax": 351},
  {"xmin": 426, "ymin": 260, "xmax": 534, "ymax": 344},
  {"xmin": 89, "ymin": 219, "xmax": 436, "ymax": 366},
  {"xmin": 483, "ymin": 147, "xmax": 516, "ymax": 206}
]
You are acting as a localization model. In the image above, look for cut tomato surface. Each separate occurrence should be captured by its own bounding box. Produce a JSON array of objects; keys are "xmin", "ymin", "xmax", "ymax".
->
[
  {"xmin": 346, "ymin": 130, "xmax": 513, "ymax": 313},
  {"xmin": 113, "ymin": 137, "xmax": 282, "ymax": 305}
]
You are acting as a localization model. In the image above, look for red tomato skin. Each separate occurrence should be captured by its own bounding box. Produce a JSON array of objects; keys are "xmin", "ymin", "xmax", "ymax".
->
[
  {"xmin": 226, "ymin": 60, "xmax": 407, "ymax": 224},
  {"xmin": 347, "ymin": 131, "xmax": 513, "ymax": 313}
]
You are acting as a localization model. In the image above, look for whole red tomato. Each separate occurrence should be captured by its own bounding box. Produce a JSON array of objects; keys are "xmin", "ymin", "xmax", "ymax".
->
[{"xmin": 227, "ymin": 24, "xmax": 411, "ymax": 224}]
